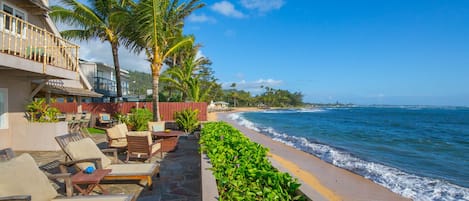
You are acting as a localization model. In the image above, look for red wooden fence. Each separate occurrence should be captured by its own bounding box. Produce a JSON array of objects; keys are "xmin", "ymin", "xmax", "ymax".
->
[{"xmin": 51, "ymin": 102, "xmax": 207, "ymax": 121}]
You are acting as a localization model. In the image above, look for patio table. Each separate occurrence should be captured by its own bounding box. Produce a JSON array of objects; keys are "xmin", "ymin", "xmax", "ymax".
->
[{"xmin": 152, "ymin": 130, "xmax": 185, "ymax": 152}]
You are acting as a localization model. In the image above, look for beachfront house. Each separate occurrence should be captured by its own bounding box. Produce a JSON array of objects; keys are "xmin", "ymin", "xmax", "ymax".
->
[
  {"xmin": 0, "ymin": 0, "xmax": 85, "ymax": 150},
  {"xmin": 79, "ymin": 59, "xmax": 130, "ymax": 103}
]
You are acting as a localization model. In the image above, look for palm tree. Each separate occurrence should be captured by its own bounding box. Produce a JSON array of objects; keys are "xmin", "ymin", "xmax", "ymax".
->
[
  {"xmin": 161, "ymin": 42, "xmax": 212, "ymax": 101},
  {"xmin": 50, "ymin": 0, "xmax": 134, "ymax": 99},
  {"xmin": 125, "ymin": 0, "xmax": 203, "ymax": 121}
]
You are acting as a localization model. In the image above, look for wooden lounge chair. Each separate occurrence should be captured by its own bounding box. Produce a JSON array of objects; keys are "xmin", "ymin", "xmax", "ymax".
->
[
  {"xmin": 0, "ymin": 149, "xmax": 133, "ymax": 201},
  {"xmin": 126, "ymin": 131, "xmax": 163, "ymax": 163},
  {"xmin": 55, "ymin": 133, "xmax": 89, "ymax": 161},
  {"xmin": 56, "ymin": 136, "xmax": 159, "ymax": 190},
  {"xmin": 105, "ymin": 124, "xmax": 129, "ymax": 149}
]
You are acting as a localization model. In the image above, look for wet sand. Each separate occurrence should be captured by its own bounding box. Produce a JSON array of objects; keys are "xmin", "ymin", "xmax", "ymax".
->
[{"xmin": 209, "ymin": 108, "xmax": 410, "ymax": 201}]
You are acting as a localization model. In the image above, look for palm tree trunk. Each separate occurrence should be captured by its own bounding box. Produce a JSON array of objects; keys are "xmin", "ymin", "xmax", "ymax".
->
[
  {"xmin": 151, "ymin": 66, "xmax": 160, "ymax": 121},
  {"xmin": 111, "ymin": 42, "xmax": 122, "ymax": 99}
]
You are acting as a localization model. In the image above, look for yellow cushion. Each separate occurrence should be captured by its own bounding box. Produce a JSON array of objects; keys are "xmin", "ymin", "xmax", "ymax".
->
[
  {"xmin": 151, "ymin": 142, "xmax": 161, "ymax": 154},
  {"xmin": 116, "ymin": 124, "xmax": 128, "ymax": 137},
  {"xmin": 65, "ymin": 138, "xmax": 112, "ymax": 170},
  {"xmin": 0, "ymin": 153, "xmax": 57, "ymax": 201}
]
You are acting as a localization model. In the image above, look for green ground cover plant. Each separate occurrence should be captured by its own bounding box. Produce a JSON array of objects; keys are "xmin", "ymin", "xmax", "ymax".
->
[
  {"xmin": 200, "ymin": 122, "xmax": 304, "ymax": 201},
  {"xmin": 86, "ymin": 127, "xmax": 105, "ymax": 134}
]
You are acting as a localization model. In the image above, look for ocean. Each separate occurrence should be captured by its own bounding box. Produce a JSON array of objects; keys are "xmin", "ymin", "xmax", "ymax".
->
[{"xmin": 228, "ymin": 106, "xmax": 469, "ymax": 201}]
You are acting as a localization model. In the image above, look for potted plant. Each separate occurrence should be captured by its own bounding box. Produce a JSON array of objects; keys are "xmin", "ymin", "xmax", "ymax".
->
[
  {"xmin": 174, "ymin": 109, "xmax": 199, "ymax": 134},
  {"xmin": 13, "ymin": 99, "xmax": 68, "ymax": 151}
]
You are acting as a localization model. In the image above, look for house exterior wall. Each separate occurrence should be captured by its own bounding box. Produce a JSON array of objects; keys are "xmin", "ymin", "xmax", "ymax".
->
[{"xmin": 0, "ymin": 72, "xmax": 32, "ymax": 149}]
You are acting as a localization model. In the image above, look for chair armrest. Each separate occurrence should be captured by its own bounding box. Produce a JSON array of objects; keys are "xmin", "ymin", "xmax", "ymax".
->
[
  {"xmin": 102, "ymin": 148, "xmax": 119, "ymax": 163},
  {"xmin": 60, "ymin": 158, "xmax": 103, "ymax": 169},
  {"xmin": 0, "ymin": 195, "xmax": 31, "ymax": 201},
  {"xmin": 150, "ymin": 139, "xmax": 163, "ymax": 146},
  {"xmin": 109, "ymin": 136, "xmax": 127, "ymax": 140},
  {"xmin": 47, "ymin": 173, "xmax": 73, "ymax": 197}
]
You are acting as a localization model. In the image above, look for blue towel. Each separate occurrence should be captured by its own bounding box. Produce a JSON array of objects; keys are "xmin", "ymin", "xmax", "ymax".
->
[{"xmin": 84, "ymin": 166, "xmax": 95, "ymax": 174}]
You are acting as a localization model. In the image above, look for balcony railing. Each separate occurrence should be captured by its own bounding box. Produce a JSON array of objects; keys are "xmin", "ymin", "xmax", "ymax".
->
[{"xmin": 0, "ymin": 10, "xmax": 79, "ymax": 72}]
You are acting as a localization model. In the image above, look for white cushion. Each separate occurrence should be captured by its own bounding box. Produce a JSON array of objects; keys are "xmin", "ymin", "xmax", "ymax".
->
[
  {"xmin": 149, "ymin": 122, "xmax": 165, "ymax": 132},
  {"xmin": 0, "ymin": 153, "xmax": 57, "ymax": 201},
  {"xmin": 65, "ymin": 138, "xmax": 112, "ymax": 170},
  {"xmin": 108, "ymin": 163, "xmax": 158, "ymax": 176}
]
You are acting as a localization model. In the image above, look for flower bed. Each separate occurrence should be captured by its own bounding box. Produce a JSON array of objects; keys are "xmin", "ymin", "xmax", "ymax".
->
[{"xmin": 200, "ymin": 122, "xmax": 304, "ymax": 200}]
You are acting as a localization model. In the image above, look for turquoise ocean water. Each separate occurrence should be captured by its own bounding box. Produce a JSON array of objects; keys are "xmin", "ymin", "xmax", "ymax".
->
[{"xmin": 228, "ymin": 106, "xmax": 469, "ymax": 200}]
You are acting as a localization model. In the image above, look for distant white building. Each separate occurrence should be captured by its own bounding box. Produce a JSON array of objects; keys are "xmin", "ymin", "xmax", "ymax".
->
[
  {"xmin": 208, "ymin": 101, "xmax": 230, "ymax": 111},
  {"xmin": 79, "ymin": 59, "xmax": 130, "ymax": 102}
]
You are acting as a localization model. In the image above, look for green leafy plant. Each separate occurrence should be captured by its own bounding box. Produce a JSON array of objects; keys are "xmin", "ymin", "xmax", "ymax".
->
[
  {"xmin": 26, "ymin": 99, "xmax": 60, "ymax": 122},
  {"xmin": 127, "ymin": 108, "xmax": 153, "ymax": 131},
  {"xmin": 200, "ymin": 122, "xmax": 304, "ymax": 201},
  {"xmin": 174, "ymin": 108, "xmax": 199, "ymax": 133},
  {"xmin": 114, "ymin": 112, "xmax": 130, "ymax": 125}
]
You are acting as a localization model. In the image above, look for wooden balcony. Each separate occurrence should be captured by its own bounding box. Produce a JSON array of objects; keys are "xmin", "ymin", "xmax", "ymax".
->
[{"xmin": 0, "ymin": 10, "xmax": 79, "ymax": 79}]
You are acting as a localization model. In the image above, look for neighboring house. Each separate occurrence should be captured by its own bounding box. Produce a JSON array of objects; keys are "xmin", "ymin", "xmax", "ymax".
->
[
  {"xmin": 208, "ymin": 101, "xmax": 230, "ymax": 112},
  {"xmin": 79, "ymin": 59, "xmax": 130, "ymax": 102},
  {"xmin": 0, "ymin": 0, "xmax": 90, "ymax": 150}
]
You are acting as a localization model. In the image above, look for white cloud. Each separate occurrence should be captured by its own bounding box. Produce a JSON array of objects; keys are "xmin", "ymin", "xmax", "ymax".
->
[
  {"xmin": 187, "ymin": 13, "xmax": 217, "ymax": 23},
  {"xmin": 240, "ymin": 0, "xmax": 285, "ymax": 12},
  {"xmin": 195, "ymin": 50, "xmax": 205, "ymax": 59},
  {"xmin": 77, "ymin": 38, "xmax": 150, "ymax": 73},
  {"xmin": 223, "ymin": 78, "xmax": 283, "ymax": 93},
  {"xmin": 211, "ymin": 1, "xmax": 245, "ymax": 18}
]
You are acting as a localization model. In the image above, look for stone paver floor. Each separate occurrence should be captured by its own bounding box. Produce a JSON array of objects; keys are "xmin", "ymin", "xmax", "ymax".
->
[{"xmin": 14, "ymin": 134, "xmax": 201, "ymax": 201}]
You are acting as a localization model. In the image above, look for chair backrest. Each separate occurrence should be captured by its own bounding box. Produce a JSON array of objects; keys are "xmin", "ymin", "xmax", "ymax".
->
[
  {"xmin": 126, "ymin": 132, "xmax": 152, "ymax": 154},
  {"xmin": 99, "ymin": 113, "xmax": 111, "ymax": 123},
  {"xmin": 74, "ymin": 113, "xmax": 83, "ymax": 120},
  {"xmin": 55, "ymin": 133, "xmax": 86, "ymax": 160},
  {"xmin": 65, "ymin": 113, "xmax": 74, "ymax": 121},
  {"xmin": 148, "ymin": 121, "xmax": 165, "ymax": 132}
]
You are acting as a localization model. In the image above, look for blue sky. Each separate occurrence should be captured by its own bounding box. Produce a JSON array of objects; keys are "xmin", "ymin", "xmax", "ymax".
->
[{"xmin": 55, "ymin": 0, "xmax": 469, "ymax": 106}]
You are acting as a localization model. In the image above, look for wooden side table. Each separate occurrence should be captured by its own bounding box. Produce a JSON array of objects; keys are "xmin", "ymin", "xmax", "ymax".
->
[{"xmin": 71, "ymin": 169, "xmax": 112, "ymax": 195}]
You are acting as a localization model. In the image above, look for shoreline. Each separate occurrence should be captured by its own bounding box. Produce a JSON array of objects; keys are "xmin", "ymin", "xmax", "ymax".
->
[{"xmin": 209, "ymin": 108, "xmax": 410, "ymax": 201}]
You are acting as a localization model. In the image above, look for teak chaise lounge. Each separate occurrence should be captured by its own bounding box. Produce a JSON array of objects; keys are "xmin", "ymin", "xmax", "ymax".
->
[
  {"xmin": 0, "ymin": 148, "xmax": 133, "ymax": 201},
  {"xmin": 55, "ymin": 135, "xmax": 159, "ymax": 190}
]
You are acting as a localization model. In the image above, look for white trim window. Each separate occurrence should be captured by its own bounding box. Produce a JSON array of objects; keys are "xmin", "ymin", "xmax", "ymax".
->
[
  {"xmin": 0, "ymin": 88, "xmax": 8, "ymax": 129},
  {"xmin": 0, "ymin": 2, "xmax": 27, "ymax": 37}
]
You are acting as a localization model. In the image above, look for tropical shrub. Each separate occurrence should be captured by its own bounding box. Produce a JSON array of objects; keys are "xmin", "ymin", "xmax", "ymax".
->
[
  {"xmin": 127, "ymin": 108, "xmax": 152, "ymax": 131},
  {"xmin": 174, "ymin": 108, "xmax": 199, "ymax": 133},
  {"xmin": 26, "ymin": 99, "xmax": 60, "ymax": 122},
  {"xmin": 200, "ymin": 122, "xmax": 304, "ymax": 201}
]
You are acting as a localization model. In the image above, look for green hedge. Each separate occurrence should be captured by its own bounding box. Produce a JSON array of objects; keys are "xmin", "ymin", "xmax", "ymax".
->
[{"xmin": 200, "ymin": 122, "xmax": 304, "ymax": 201}]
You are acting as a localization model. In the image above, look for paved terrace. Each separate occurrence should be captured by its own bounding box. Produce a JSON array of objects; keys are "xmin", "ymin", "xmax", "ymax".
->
[{"xmin": 15, "ymin": 134, "xmax": 201, "ymax": 201}]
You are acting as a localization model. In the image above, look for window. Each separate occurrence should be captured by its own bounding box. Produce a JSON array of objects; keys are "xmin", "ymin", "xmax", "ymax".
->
[
  {"xmin": 0, "ymin": 88, "xmax": 8, "ymax": 129},
  {"xmin": 1, "ymin": 3, "xmax": 27, "ymax": 36}
]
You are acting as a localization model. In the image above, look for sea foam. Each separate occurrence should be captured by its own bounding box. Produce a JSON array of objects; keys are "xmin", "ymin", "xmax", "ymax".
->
[{"xmin": 227, "ymin": 112, "xmax": 469, "ymax": 201}]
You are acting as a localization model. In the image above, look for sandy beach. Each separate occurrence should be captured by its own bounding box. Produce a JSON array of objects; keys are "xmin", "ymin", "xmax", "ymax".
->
[{"xmin": 208, "ymin": 108, "xmax": 410, "ymax": 201}]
